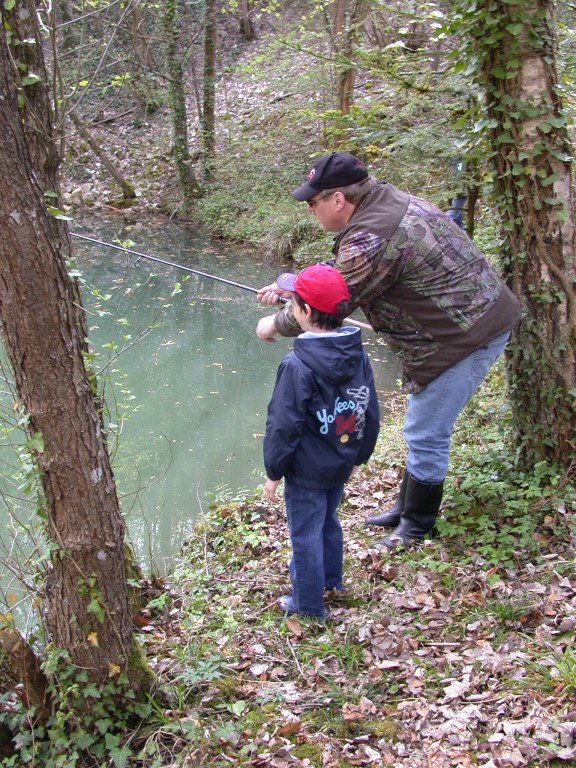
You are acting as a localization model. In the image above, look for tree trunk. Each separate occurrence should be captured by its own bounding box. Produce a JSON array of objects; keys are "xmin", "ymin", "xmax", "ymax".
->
[
  {"xmin": 130, "ymin": 2, "xmax": 158, "ymax": 73},
  {"xmin": 125, "ymin": 2, "xmax": 163, "ymax": 114},
  {"xmin": 57, "ymin": 0, "xmax": 78, "ymax": 53},
  {"xmin": 0, "ymin": 629, "xmax": 48, "ymax": 719},
  {"xmin": 70, "ymin": 112, "xmax": 137, "ymax": 202},
  {"xmin": 332, "ymin": 0, "xmax": 366, "ymax": 144},
  {"xmin": 202, "ymin": 0, "xmax": 218, "ymax": 180},
  {"xmin": 163, "ymin": 0, "xmax": 203, "ymax": 214},
  {"xmin": 470, "ymin": 0, "xmax": 576, "ymax": 466},
  {"xmin": 0, "ymin": 0, "xmax": 150, "ymax": 695},
  {"xmin": 238, "ymin": 0, "xmax": 254, "ymax": 41}
]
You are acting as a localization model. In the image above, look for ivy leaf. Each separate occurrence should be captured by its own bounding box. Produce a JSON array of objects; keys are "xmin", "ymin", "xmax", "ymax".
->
[
  {"xmin": 46, "ymin": 205, "xmax": 72, "ymax": 221},
  {"xmin": 83, "ymin": 682, "xmax": 101, "ymax": 698},
  {"xmin": 541, "ymin": 173, "xmax": 559, "ymax": 187},
  {"xmin": 21, "ymin": 73, "xmax": 41, "ymax": 87},
  {"xmin": 506, "ymin": 23, "xmax": 524, "ymax": 35},
  {"xmin": 496, "ymin": 131, "xmax": 514, "ymax": 144},
  {"xmin": 28, "ymin": 432, "xmax": 44, "ymax": 453},
  {"xmin": 230, "ymin": 700, "xmax": 246, "ymax": 717},
  {"xmin": 4, "ymin": 0, "xmax": 16, "ymax": 10},
  {"xmin": 550, "ymin": 149, "xmax": 573, "ymax": 162},
  {"xmin": 109, "ymin": 744, "xmax": 132, "ymax": 768},
  {"xmin": 95, "ymin": 718, "xmax": 113, "ymax": 735},
  {"xmin": 490, "ymin": 66, "xmax": 507, "ymax": 79}
]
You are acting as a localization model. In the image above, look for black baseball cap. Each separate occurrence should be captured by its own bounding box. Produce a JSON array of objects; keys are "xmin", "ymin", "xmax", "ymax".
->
[{"xmin": 292, "ymin": 152, "xmax": 369, "ymax": 202}]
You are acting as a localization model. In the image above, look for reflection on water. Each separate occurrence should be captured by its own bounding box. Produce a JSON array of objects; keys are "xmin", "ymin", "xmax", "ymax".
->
[{"xmin": 5, "ymin": 214, "xmax": 401, "ymax": 574}]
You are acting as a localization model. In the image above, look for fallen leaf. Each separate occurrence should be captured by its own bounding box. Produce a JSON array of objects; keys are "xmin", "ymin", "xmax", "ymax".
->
[
  {"xmin": 278, "ymin": 720, "xmax": 301, "ymax": 736},
  {"xmin": 286, "ymin": 617, "xmax": 303, "ymax": 637},
  {"xmin": 442, "ymin": 679, "xmax": 471, "ymax": 701},
  {"xmin": 108, "ymin": 662, "xmax": 121, "ymax": 677},
  {"xmin": 341, "ymin": 696, "xmax": 377, "ymax": 721},
  {"xmin": 249, "ymin": 663, "xmax": 269, "ymax": 677}
]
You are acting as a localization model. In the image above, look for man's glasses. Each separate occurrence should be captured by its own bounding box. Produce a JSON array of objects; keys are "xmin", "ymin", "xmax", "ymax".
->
[{"xmin": 307, "ymin": 191, "xmax": 336, "ymax": 210}]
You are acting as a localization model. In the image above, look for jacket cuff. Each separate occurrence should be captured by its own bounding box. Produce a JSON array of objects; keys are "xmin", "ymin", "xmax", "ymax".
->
[{"xmin": 273, "ymin": 304, "xmax": 301, "ymax": 337}]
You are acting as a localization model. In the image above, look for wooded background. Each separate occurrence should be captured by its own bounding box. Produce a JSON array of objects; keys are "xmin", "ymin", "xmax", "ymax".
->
[{"xmin": 0, "ymin": 1, "xmax": 574, "ymax": 764}]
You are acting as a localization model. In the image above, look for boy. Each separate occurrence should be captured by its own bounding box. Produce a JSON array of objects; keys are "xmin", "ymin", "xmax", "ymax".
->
[{"xmin": 263, "ymin": 263, "xmax": 380, "ymax": 620}]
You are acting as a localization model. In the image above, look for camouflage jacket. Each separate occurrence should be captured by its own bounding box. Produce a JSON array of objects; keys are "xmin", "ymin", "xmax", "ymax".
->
[{"xmin": 274, "ymin": 182, "xmax": 521, "ymax": 393}]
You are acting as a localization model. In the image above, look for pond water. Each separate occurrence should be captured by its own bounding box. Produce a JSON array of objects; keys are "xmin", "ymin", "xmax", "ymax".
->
[{"xmin": 8, "ymin": 214, "xmax": 402, "ymax": 575}]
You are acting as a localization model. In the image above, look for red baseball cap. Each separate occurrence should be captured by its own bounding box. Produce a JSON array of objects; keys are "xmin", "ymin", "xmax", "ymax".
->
[{"xmin": 277, "ymin": 263, "xmax": 349, "ymax": 315}]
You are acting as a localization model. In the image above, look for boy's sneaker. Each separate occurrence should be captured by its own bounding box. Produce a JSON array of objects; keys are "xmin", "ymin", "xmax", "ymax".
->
[{"xmin": 278, "ymin": 595, "xmax": 297, "ymax": 615}]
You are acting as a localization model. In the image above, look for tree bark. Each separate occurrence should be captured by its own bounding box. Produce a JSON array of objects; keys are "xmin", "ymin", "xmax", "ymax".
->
[
  {"xmin": 331, "ymin": 0, "xmax": 367, "ymax": 146},
  {"xmin": 238, "ymin": 0, "xmax": 254, "ymax": 41},
  {"xmin": 57, "ymin": 0, "xmax": 78, "ymax": 53},
  {"xmin": 0, "ymin": 0, "xmax": 150, "ymax": 694},
  {"xmin": 202, "ymin": 0, "xmax": 218, "ymax": 180},
  {"xmin": 474, "ymin": 0, "xmax": 576, "ymax": 466},
  {"xmin": 0, "ymin": 629, "xmax": 48, "ymax": 719},
  {"xmin": 163, "ymin": 0, "xmax": 203, "ymax": 213},
  {"xmin": 70, "ymin": 111, "xmax": 137, "ymax": 201}
]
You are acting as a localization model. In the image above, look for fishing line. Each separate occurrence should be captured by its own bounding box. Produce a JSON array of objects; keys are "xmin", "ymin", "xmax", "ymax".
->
[{"xmin": 70, "ymin": 231, "xmax": 372, "ymax": 330}]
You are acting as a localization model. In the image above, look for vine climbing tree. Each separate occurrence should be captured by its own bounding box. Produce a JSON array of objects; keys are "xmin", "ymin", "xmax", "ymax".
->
[
  {"xmin": 163, "ymin": 0, "xmax": 204, "ymax": 213},
  {"xmin": 0, "ymin": 0, "xmax": 152, "ymax": 736},
  {"xmin": 451, "ymin": 0, "xmax": 576, "ymax": 469}
]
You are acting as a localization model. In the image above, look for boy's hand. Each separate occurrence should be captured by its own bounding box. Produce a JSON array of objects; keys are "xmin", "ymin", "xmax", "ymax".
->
[
  {"xmin": 256, "ymin": 315, "xmax": 278, "ymax": 343},
  {"xmin": 265, "ymin": 478, "xmax": 281, "ymax": 502}
]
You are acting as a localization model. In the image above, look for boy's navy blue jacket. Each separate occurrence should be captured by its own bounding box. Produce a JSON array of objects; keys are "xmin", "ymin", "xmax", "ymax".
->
[{"xmin": 264, "ymin": 326, "xmax": 380, "ymax": 489}]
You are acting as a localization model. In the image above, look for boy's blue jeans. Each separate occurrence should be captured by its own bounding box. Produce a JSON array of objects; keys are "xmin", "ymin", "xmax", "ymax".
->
[
  {"xmin": 284, "ymin": 481, "xmax": 344, "ymax": 619},
  {"xmin": 404, "ymin": 331, "xmax": 510, "ymax": 484}
]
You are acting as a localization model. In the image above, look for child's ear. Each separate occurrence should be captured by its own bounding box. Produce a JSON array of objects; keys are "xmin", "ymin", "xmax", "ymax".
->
[{"xmin": 304, "ymin": 303, "xmax": 312, "ymax": 318}]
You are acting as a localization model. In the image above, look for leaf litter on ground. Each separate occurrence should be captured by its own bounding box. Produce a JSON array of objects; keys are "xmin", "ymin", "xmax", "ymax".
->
[{"xmin": 135, "ymin": 457, "xmax": 576, "ymax": 768}]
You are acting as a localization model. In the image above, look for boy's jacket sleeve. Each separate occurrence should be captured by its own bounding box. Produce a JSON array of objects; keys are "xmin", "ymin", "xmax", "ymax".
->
[{"xmin": 263, "ymin": 357, "xmax": 312, "ymax": 481}]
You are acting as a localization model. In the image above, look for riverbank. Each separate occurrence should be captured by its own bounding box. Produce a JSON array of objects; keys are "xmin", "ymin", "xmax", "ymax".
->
[{"xmin": 135, "ymin": 383, "xmax": 576, "ymax": 768}]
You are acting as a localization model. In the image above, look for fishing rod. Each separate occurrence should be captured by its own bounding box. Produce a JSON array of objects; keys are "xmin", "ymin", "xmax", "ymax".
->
[
  {"xmin": 70, "ymin": 231, "xmax": 373, "ymax": 331},
  {"xmin": 71, "ymin": 231, "xmax": 269, "ymax": 297}
]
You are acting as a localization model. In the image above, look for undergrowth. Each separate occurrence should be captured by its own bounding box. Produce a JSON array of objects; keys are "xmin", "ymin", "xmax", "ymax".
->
[{"xmin": 438, "ymin": 361, "xmax": 576, "ymax": 569}]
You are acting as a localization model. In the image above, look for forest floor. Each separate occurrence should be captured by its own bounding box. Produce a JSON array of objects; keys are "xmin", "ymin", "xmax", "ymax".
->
[
  {"xmin": 134, "ymin": 469, "xmax": 576, "ymax": 768},
  {"xmin": 131, "ymin": 391, "xmax": 576, "ymax": 768}
]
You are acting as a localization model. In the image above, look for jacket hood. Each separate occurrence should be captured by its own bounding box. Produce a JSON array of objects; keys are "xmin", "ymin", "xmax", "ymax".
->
[
  {"xmin": 293, "ymin": 326, "xmax": 364, "ymax": 383},
  {"xmin": 332, "ymin": 181, "xmax": 410, "ymax": 254}
]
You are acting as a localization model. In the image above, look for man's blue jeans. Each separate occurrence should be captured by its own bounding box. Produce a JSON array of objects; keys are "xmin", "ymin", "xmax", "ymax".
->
[
  {"xmin": 284, "ymin": 481, "xmax": 344, "ymax": 619},
  {"xmin": 404, "ymin": 332, "xmax": 510, "ymax": 484}
]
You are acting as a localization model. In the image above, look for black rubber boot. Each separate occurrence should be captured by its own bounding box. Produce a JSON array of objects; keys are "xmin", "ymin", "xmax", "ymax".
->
[
  {"xmin": 374, "ymin": 474, "xmax": 444, "ymax": 549},
  {"xmin": 364, "ymin": 472, "xmax": 408, "ymax": 528}
]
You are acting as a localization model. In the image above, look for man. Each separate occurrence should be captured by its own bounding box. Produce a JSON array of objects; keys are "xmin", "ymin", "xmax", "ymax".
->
[{"xmin": 257, "ymin": 151, "xmax": 521, "ymax": 549}]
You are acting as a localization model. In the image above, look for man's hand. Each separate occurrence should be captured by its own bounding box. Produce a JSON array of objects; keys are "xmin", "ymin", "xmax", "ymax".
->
[
  {"xmin": 256, "ymin": 315, "xmax": 279, "ymax": 343},
  {"xmin": 257, "ymin": 282, "xmax": 291, "ymax": 306}
]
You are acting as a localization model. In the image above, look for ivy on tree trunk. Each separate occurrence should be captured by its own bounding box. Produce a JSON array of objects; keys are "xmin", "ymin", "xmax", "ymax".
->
[
  {"xmin": 163, "ymin": 0, "xmax": 203, "ymax": 214},
  {"xmin": 202, "ymin": 0, "xmax": 217, "ymax": 181},
  {"xmin": 0, "ymin": 0, "xmax": 151, "ymax": 697},
  {"xmin": 451, "ymin": 0, "xmax": 576, "ymax": 469}
]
